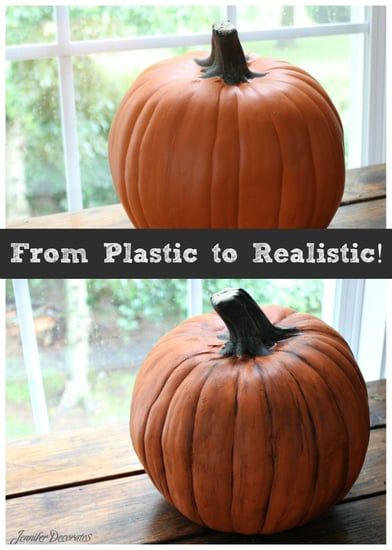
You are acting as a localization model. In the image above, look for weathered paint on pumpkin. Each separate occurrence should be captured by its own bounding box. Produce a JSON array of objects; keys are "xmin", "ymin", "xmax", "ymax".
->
[
  {"xmin": 109, "ymin": 27, "xmax": 345, "ymax": 228},
  {"xmin": 130, "ymin": 297, "xmax": 369, "ymax": 535}
]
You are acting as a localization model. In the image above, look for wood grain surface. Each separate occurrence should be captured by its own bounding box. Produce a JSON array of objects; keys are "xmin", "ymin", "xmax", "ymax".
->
[
  {"xmin": 6, "ymin": 423, "xmax": 140, "ymax": 497},
  {"xmin": 367, "ymin": 378, "xmax": 386, "ymax": 427},
  {"xmin": 341, "ymin": 164, "xmax": 386, "ymax": 205},
  {"xmin": 5, "ymin": 428, "xmax": 386, "ymax": 544},
  {"xmin": 7, "ymin": 164, "xmax": 386, "ymax": 229},
  {"xmin": 5, "ymin": 380, "xmax": 386, "ymax": 544},
  {"xmin": 329, "ymin": 198, "xmax": 386, "ymax": 229},
  {"xmin": 177, "ymin": 495, "xmax": 386, "ymax": 544}
]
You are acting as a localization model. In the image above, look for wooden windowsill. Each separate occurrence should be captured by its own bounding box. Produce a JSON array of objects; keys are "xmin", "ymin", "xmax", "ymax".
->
[{"xmin": 7, "ymin": 164, "xmax": 386, "ymax": 230}]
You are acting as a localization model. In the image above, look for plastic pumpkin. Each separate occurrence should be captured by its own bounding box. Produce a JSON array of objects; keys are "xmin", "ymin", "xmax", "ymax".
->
[{"xmin": 109, "ymin": 22, "xmax": 345, "ymax": 228}]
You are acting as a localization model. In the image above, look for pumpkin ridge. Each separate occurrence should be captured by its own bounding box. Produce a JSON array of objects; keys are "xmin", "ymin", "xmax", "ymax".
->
[
  {"xmin": 284, "ymin": 84, "xmax": 331, "ymax": 226},
  {"xmin": 270, "ymin": 76, "xmax": 343, "ymax": 225},
  {"xmin": 284, "ymin": 74, "xmax": 343, "ymax": 146},
  {"xmin": 108, "ymin": 79, "xmax": 151, "ymax": 223},
  {"xmin": 292, "ymin": 328, "xmax": 351, "ymax": 358},
  {"xmin": 209, "ymin": 87, "xmax": 222, "ymax": 227},
  {"xmin": 280, "ymin": 317, "xmax": 352, "ymax": 349},
  {"xmin": 299, "ymin": 338, "xmax": 368, "ymax": 399},
  {"xmin": 282, "ymin": 320, "xmax": 351, "ymax": 351},
  {"xmin": 151, "ymin": 357, "xmax": 217, "ymax": 505},
  {"xmin": 252, "ymin": 359, "xmax": 276, "ymax": 531},
  {"xmin": 266, "ymin": 101, "xmax": 285, "ymax": 227},
  {"xmin": 125, "ymin": 79, "xmax": 189, "ymax": 226},
  {"xmin": 280, "ymin": 70, "xmax": 342, "ymax": 127},
  {"xmin": 188, "ymin": 361, "xmax": 220, "ymax": 524},
  {"xmin": 262, "ymin": 84, "xmax": 299, "ymax": 226},
  {"xmin": 272, "ymin": 92, "xmax": 298, "ymax": 226},
  {"xmin": 275, "ymin": 79, "xmax": 319, "ymax": 227},
  {"xmin": 235, "ymin": 91, "xmax": 241, "ymax": 227},
  {"xmin": 138, "ymin": 349, "xmax": 214, "ymax": 471},
  {"xmin": 249, "ymin": 85, "xmax": 283, "ymax": 227},
  {"xmin": 142, "ymin": 84, "xmax": 200, "ymax": 228},
  {"xmin": 282, "ymin": 365, "xmax": 320, "ymax": 524},
  {"xmin": 281, "ymin": 348, "xmax": 351, "ymax": 504},
  {"xmin": 278, "ymin": 68, "xmax": 343, "ymax": 131},
  {"xmin": 123, "ymin": 84, "xmax": 167, "ymax": 227},
  {"xmin": 189, "ymin": 360, "xmax": 229, "ymax": 527},
  {"xmin": 266, "ymin": 84, "xmax": 317, "ymax": 227},
  {"xmin": 290, "ymin": 344, "xmax": 369, "ymax": 502},
  {"xmin": 229, "ymin": 365, "xmax": 240, "ymax": 530},
  {"xmin": 300, "ymin": 339, "xmax": 369, "ymax": 430},
  {"xmin": 133, "ymin": 90, "xmax": 173, "ymax": 227},
  {"xmin": 161, "ymin": 88, "xmax": 200, "ymax": 225},
  {"xmin": 276, "ymin": 77, "xmax": 344, "ymax": 225},
  {"xmin": 253, "ymin": 356, "xmax": 320, "ymax": 532},
  {"xmin": 276, "ymin": 354, "xmax": 349, "ymax": 524},
  {"xmin": 164, "ymin": 359, "xmax": 219, "ymax": 524},
  {"xmin": 113, "ymin": 78, "xmax": 176, "ymax": 224},
  {"xmin": 139, "ymin": 341, "xmax": 215, "ymax": 381}
]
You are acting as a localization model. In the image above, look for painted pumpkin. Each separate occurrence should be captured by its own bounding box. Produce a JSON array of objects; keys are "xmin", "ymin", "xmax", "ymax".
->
[
  {"xmin": 109, "ymin": 22, "xmax": 345, "ymax": 228},
  {"xmin": 130, "ymin": 288, "xmax": 369, "ymax": 534}
]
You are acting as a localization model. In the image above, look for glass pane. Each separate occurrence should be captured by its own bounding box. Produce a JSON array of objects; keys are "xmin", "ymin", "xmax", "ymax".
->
[
  {"xmin": 69, "ymin": 5, "xmax": 224, "ymax": 41},
  {"xmin": 237, "ymin": 5, "xmax": 355, "ymax": 30},
  {"xmin": 6, "ymin": 279, "xmax": 187, "ymax": 440},
  {"xmin": 6, "ymin": 282, "xmax": 35, "ymax": 439},
  {"xmin": 6, "ymin": 59, "xmax": 66, "ymax": 221},
  {"xmin": 202, "ymin": 280, "xmax": 324, "ymax": 316},
  {"xmin": 6, "ymin": 6, "xmax": 55, "ymax": 45},
  {"xmin": 242, "ymin": 34, "xmax": 357, "ymax": 165},
  {"xmin": 73, "ymin": 46, "xmax": 202, "ymax": 208}
]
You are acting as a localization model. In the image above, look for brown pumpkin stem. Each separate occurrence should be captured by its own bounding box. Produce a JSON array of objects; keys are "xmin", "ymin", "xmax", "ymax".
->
[
  {"xmin": 194, "ymin": 22, "xmax": 267, "ymax": 85},
  {"xmin": 211, "ymin": 288, "xmax": 297, "ymax": 358}
]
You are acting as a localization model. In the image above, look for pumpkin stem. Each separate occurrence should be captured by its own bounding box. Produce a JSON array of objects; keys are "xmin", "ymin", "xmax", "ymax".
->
[
  {"xmin": 195, "ymin": 22, "xmax": 267, "ymax": 85},
  {"xmin": 211, "ymin": 288, "xmax": 297, "ymax": 358}
]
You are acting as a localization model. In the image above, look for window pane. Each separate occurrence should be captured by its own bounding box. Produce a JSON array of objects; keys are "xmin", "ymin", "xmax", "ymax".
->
[
  {"xmin": 202, "ymin": 280, "xmax": 324, "ymax": 316},
  {"xmin": 69, "ymin": 6, "xmax": 224, "ymax": 41},
  {"xmin": 237, "ymin": 5, "xmax": 355, "ymax": 30},
  {"xmin": 6, "ymin": 59, "xmax": 66, "ymax": 221},
  {"xmin": 242, "ymin": 34, "xmax": 359, "ymax": 165},
  {"xmin": 6, "ymin": 279, "xmax": 187, "ymax": 440},
  {"xmin": 6, "ymin": 6, "xmax": 55, "ymax": 45}
]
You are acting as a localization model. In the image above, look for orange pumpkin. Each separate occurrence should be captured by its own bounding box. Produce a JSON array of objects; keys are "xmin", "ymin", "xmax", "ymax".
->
[
  {"xmin": 109, "ymin": 22, "xmax": 345, "ymax": 228},
  {"xmin": 130, "ymin": 288, "xmax": 369, "ymax": 534}
]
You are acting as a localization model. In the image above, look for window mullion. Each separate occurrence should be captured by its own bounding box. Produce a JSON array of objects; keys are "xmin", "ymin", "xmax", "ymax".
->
[
  {"xmin": 361, "ymin": 6, "xmax": 386, "ymax": 165},
  {"xmin": 357, "ymin": 280, "xmax": 386, "ymax": 381},
  {"xmin": 347, "ymin": 6, "xmax": 366, "ymax": 168},
  {"xmin": 187, "ymin": 279, "xmax": 203, "ymax": 317},
  {"xmin": 12, "ymin": 279, "xmax": 50, "ymax": 434},
  {"xmin": 55, "ymin": 6, "xmax": 83, "ymax": 212},
  {"xmin": 328, "ymin": 279, "xmax": 365, "ymax": 359},
  {"xmin": 226, "ymin": 5, "xmax": 237, "ymax": 26}
]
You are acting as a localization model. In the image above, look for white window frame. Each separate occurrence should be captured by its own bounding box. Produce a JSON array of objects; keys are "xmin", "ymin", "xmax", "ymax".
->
[
  {"xmin": 5, "ymin": 5, "xmax": 386, "ymax": 215},
  {"xmin": 322, "ymin": 278, "xmax": 386, "ymax": 380}
]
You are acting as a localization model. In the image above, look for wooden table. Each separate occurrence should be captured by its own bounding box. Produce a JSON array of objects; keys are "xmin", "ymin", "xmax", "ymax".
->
[
  {"xmin": 6, "ymin": 379, "xmax": 386, "ymax": 544},
  {"xmin": 8, "ymin": 164, "xmax": 386, "ymax": 229}
]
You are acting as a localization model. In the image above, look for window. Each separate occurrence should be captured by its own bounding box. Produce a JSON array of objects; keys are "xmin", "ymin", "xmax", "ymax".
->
[
  {"xmin": 6, "ymin": 278, "xmax": 386, "ymax": 440},
  {"xmin": 5, "ymin": 5, "xmax": 386, "ymax": 223}
]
